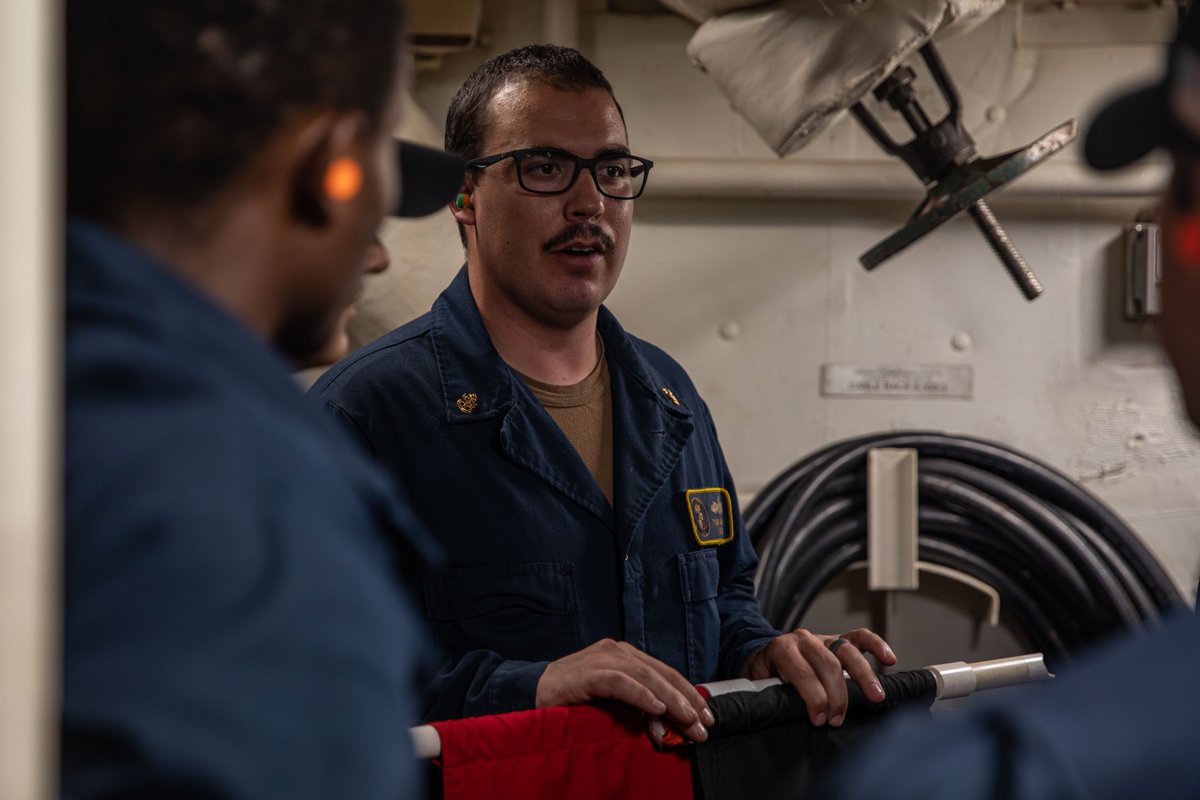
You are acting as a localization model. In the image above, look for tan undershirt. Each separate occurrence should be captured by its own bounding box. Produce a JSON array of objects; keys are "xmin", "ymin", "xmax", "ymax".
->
[{"xmin": 517, "ymin": 337, "xmax": 614, "ymax": 506}]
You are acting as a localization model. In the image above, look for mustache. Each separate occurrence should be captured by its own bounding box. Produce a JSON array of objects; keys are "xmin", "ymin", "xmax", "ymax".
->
[{"xmin": 542, "ymin": 224, "xmax": 616, "ymax": 253}]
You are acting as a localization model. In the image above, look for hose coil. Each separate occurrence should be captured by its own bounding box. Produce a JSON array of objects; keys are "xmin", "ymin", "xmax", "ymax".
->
[{"xmin": 746, "ymin": 431, "xmax": 1185, "ymax": 663}]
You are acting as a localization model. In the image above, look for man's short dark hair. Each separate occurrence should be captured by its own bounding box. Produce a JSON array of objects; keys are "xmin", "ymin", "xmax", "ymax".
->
[
  {"xmin": 67, "ymin": 0, "xmax": 406, "ymax": 222},
  {"xmin": 444, "ymin": 44, "xmax": 625, "ymax": 245}
]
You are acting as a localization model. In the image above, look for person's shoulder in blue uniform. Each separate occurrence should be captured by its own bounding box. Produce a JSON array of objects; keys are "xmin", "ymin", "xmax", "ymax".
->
[
  {"xmin": 311, "ymin": 297, "xmax": 442, "ymax": 457},
  {"xmin": 63, "ymin": 229, "xmax": 433, "ymax": 800},
  {"xmin": 821, "ymin": 612, "xmax": 1200, "ymax": 800},
  {"xmin": 314, "ymin": 300, "xmax": 438, "ymax": 395}
]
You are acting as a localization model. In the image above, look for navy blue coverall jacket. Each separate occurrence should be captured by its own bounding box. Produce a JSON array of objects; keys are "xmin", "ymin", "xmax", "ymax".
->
[
  {"xmin": 64, "ymin": 222, "xmax": 433, "ymax": 799},
  {"xmin": 313, "ymin": 267, "xmax": 780, "ymax": 722}
]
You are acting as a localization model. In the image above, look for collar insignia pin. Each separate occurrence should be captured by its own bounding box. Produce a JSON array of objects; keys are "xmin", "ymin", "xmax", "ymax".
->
[
  {"xmin": 456, "ymin": 392, "xmax": 478, "ymax": 414},
  {"xmin": 661, "ymin": 387, "xmax": 679, "ymax": 405}
]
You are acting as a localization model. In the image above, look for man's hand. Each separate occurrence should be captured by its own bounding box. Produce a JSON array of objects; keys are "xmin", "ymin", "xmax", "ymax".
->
[
  {"xmin": 741, "ymin": 628, "xmax": 897, "ymax": 728},
  {"xmin": 536, "ymin": 638, "xmax": 714, "ymax": 741}
]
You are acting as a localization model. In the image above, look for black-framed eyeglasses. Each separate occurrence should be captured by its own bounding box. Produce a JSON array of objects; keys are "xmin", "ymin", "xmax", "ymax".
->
[{"xmin": 465, "ymin": 147, "xmax": 653, "ymax": 200}]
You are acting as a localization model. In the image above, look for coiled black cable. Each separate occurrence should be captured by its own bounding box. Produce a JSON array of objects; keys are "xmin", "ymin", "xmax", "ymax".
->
[{"xmin": 746, "ymin": 431, "xmax": 1185, "ymax": 664}]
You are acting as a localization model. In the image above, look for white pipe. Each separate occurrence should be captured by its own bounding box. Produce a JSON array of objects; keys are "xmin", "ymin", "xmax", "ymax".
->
[
  {"xmin": 698, "ymin": 652, "xmax": 1053, "ymax": 701},
  {"xmin": 930, "ymin": 653, "xmax": 1053, "ymax": 700},
  {"xmin": 543, "ymin": 0, "xmax": 578, "ymax": 48},
  {"xmin": 0, "ymin": 1, "xmax": 57, "ymax": 798},
  {"xmin": 411, "ymin": 724, "xmax": 442, "ymax": 761},
  {"xmin": 645, "ymin": 157, "xmax": 1167, "ymax": 201}
]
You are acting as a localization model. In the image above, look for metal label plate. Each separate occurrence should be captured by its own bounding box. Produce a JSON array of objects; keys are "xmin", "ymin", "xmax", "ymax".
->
[{"xmin": 821, "ymin": 364, "xmax": 973, "ymax": 399}]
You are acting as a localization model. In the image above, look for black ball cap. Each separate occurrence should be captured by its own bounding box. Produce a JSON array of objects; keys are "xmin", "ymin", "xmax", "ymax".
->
[
  {"xmin": 392, "ymin": 140, "xmax": 464, "ymax": 217},
  {"xmin": 1085, "ymin": 4, "xmax": 1200, "ymax": 170}
]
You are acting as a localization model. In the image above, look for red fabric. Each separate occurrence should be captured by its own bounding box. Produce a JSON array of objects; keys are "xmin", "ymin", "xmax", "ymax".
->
[{"xmin": 431, "ymin": 702, "xmax": 694, "ymax": 800}]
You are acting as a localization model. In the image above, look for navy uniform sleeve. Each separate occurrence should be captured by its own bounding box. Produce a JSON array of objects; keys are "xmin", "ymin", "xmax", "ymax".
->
[{"xmin": 423, "ymin": 651, "xmax": 549, "ymax": 721}]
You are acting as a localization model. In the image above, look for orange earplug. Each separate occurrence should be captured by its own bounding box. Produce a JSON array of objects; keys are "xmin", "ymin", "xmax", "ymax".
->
[
  {"xmin": 454, "ymin": 193, "xmax": 472, "ymax": 209},
  {"xmin": 324, "ymin": 157, "xmax": 363, "ymax": 202}
]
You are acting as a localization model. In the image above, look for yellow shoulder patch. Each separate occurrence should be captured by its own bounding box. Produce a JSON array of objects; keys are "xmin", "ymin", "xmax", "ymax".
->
[{"xmin": 685, "ymin": 487, "xmax": 734, "ymax": 545}]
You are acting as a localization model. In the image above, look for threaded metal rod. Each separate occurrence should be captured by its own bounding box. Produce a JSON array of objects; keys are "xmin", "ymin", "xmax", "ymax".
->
[{"xmin": 967, "ymin": 200, "xmax": 1043, "ymax": 301}]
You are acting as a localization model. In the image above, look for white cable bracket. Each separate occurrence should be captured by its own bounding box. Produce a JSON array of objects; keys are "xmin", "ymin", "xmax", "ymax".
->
[{"xmin": 867, "ymin": 447, "xmax": 920, "ymax": 591}]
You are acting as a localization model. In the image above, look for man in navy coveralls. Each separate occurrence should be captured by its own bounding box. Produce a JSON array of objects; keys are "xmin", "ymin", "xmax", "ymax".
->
[{"xmin": 314, "ymin": 44, "xmax": 895, "ymax": 742}]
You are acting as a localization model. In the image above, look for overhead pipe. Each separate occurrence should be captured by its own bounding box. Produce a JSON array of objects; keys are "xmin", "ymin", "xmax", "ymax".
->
[{"xmin": 645, "ymin": 157, "xmax": 1165, "ymax": 201}]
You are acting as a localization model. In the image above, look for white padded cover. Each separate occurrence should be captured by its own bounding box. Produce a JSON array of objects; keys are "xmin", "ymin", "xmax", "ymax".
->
[{"xmin": 664, "ymin": 0, "xmax": 1003, "ymax": 156}]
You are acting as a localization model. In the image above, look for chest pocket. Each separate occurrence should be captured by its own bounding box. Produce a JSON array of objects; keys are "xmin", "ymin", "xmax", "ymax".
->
[
  {"xmin": 678, "ymin": 549, "xmax": 720, "ymax": 682},
  {"xmin": 423, "ymin": 562, "xmax": 582, "ymax": 663}
]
